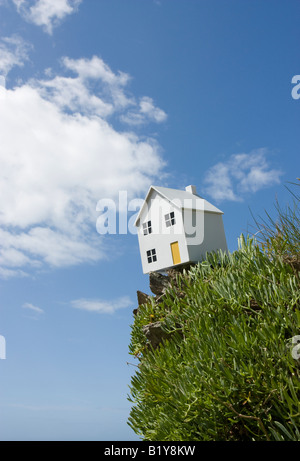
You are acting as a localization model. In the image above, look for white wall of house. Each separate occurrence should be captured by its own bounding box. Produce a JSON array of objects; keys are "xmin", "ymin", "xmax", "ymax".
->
[{"xmin": 187, "ymin": 212, "xmax": 228, "ymax": 262}]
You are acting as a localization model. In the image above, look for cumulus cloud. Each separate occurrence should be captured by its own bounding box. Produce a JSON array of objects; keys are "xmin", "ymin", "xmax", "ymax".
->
[
  {"xmin": 32, "ymin": 56, "xmax": 166, "ymax": 124},
  {"xmin": 203, "ymin": 149, "xmax": 283, "ymax": 202},
  {"xmin": 63, "ymin": 56, "xmax": 130, "ymax": 87},
  {"xmin": 121, "ymin": 96, "xmax": 167, "ymax": 126},
  {"xmin": 0, "ymin": 35, "xmax": 31, "ymax": 76},
  {"xmin": 12, "ymin": 0, "xmax": 82, "ymax": 34},
  {"xmin": 70, "ymin": 296, "xmax": 132, "ymax": 314},
  {"xmin": 0, "ymin": 53, "xmax": 166, "ymax": 276},
  {"xmin": 33, "ymin": 56, "xmax": 133, "ymax": 118}
]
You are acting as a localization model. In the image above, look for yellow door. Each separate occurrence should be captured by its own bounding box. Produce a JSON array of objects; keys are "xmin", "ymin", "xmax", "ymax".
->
[{"xmin": 171, "ymin": 241, "xmax": 181, "ymax": 265}]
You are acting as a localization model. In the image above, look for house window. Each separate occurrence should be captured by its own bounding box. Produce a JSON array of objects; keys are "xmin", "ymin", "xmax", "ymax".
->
[
  {"xmin": 143, "ymin": 220, "xmax": 152, "ymax": 235},
  {"xmin": 165, "ymin": 211, "xmax": 176, "ymax": 227},
  {"xmin": 147, "ymin": 249, "xmax": 157, "ymax": 264}
]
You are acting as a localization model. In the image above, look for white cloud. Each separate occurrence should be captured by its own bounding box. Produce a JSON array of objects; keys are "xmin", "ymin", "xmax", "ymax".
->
[
  {"xmin": 12, "ymin": 0, "xmax": 82, "ymax": 34},
  {"xmin": 70, "ymin": 296, "xmax": 132, "ymax": 314},
  {"xmin": 0, "ymin": 267, "xmax": 28, "ymax": 279},
  {"xmin": 0, "ymin": 54, "xmax": 166, "ymax": 276},
  {"xmin": 203, "ymin": 149, "xmax": 283, "ymax": 202},
  {"xmin": 32, "ymin": 56, "xmax": 166, "ymax": 123},
  {"xmin": 22, "ymin": 302, "xmax": 44, "ymax": 314},
  {"xmin": 34, "ymin": 73, "xmax": 114, "ymax": 118},
  {"xmin": 33, "ymin": 56, "xmax": 132, "ymax": 118},
  {"xmin": 121, "ymin": 96, "xmax": 167, "ymax": 126},
  {"xmin": 63, "ymin": 56, "xmax": 130, "ymax": 87},
  {"xmin": 61, "ymin": 56, "xmax": 134, "ymax": 111},
  {"xmin": 139, "ymin": 96, "xmax": 167, "ymax": 123},
  {"xmin": 0, "ymin": 227, "xmax": 103, "ymax": 268},
  {"xmin": 0, "ymin": 35, "xmax": 31, "ymax": 76}
]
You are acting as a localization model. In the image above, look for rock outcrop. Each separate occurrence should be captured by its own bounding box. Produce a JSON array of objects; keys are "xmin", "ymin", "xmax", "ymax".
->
[
  {"xmin": 134, "ymin": 266, "xmax": 193, "ymax": 349},
  {"xmin": 142, "ymin": 321, "xmax": 170, "ymax": 349},
  {"xmin": 149, "ymin": 272, "xmax": 171, "ymax": 296}
]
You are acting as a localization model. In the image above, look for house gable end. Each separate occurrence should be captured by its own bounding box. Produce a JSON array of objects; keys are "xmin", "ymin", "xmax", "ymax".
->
[{"xmin": 134, "ymin": 186, "xmax": 183, "ymax": 228}]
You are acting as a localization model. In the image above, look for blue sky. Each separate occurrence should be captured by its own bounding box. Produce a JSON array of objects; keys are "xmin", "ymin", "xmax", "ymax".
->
[{"xmin": 0, "ymin": 0, "xmax": 299, "ymax": 441}]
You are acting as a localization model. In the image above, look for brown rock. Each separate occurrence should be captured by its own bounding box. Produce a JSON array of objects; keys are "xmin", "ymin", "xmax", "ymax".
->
[
  {"xmin": 149, "ymin": 272, "xmax": 170, "ymax": 296},
  {"xmin": 137, "ymin": 290, "xmax": 151, "ymax": 306},
  {"xmin": 142, "ymin": 321, "xmax": 169, "ymax": 349}
]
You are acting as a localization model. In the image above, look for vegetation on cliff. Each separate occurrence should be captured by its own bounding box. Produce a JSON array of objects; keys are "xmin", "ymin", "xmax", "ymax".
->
[{"xmin": 128, "ymin": 181, "xmax": 300, "ymax": 441}]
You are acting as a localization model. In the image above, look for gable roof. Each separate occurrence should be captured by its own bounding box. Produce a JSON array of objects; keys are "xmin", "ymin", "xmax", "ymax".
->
[{"xmin": 134, "ymin": 185, "xmax": 223, "ymax": 227}]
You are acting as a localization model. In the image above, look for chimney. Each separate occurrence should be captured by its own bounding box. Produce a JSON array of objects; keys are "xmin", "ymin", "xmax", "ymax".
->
[{"xmin": 185, "ymin": 185, "xmax": 197, "ymax": 195}]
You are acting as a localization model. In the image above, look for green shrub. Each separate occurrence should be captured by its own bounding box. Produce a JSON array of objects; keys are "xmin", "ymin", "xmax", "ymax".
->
[{"xmin": 128, "ymin": 184, "xmax": 300, "ymax": 441}]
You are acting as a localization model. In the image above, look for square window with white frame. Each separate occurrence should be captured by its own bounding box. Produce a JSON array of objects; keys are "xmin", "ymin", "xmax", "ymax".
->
[
  {"xmin": 143, "ymin": 220, "xmax": 152, "ymax": 235},
  {"xmin": 165, "ymin": 211, "xmax": 176, "ymax": 228},
  {"xmin": 146, "ymin": 248, "xmax": 157, "ymax": 263}
]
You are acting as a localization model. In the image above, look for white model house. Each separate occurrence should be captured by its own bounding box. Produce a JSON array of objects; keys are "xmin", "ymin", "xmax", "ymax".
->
[{"xmin": 134, "ymin": 185, "xmax": 228, "ymax": 274}]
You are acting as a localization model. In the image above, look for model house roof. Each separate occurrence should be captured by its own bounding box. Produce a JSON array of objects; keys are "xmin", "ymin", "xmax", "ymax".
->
[{"xmin": 135, "ymin": 185, "xmax": 223, "ymax": 227}]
